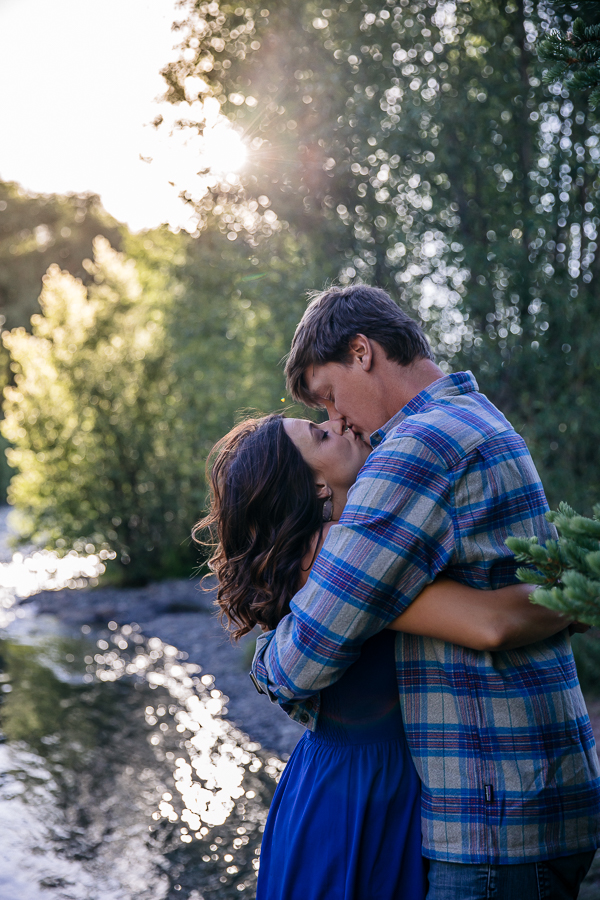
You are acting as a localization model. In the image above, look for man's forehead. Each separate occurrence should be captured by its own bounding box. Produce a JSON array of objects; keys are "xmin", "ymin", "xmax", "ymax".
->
[{"xmin": 304, "ymin": 362, "xmax": 335, "ymax": 393}]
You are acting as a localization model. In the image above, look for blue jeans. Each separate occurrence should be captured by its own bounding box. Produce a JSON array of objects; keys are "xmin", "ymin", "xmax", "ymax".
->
[{"xmin": 426, "ymin": 851, "xmax": 596, "ymax": 900}]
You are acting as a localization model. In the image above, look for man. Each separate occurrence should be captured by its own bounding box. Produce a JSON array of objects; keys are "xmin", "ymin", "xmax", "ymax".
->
[{"xmin": 251, "ymin": 285, "xmax": 600, "ymax": 898}]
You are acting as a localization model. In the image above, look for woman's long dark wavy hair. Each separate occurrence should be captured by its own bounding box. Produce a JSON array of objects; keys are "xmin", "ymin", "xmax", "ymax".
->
[{"xmin": 194, "ymin": 414, "xmax": 323, "ymax": 640}]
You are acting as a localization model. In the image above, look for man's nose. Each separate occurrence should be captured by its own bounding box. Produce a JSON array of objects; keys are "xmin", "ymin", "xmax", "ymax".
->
[
  {"xmin": 327, "ymin": 417, "xmax": 347, "ymax": 435},
  {"xmin": 321, "ymin": 398, "xmax": 340, "ymax": 418},
  {"xmin": 321, "ymin": 401, "xmax": 352, "ymax": 432}
]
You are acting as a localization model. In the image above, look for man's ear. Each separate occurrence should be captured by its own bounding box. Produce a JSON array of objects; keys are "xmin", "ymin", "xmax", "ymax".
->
[
  {"xmin": 314, "ymin": 480, "xmax": 331, "ymax": 500},
  {"xmin": 348, "ymin": 333, "xmax": 373, "ymax": 371}
]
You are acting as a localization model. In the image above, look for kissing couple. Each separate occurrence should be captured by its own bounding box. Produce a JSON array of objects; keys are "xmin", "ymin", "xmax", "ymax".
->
[{"xmin": 199, "ymin": 285, "xmax": 600, "ymax": 900}]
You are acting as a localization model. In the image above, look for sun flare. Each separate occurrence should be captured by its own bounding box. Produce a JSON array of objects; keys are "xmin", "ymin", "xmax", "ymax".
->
[{"xmin": 201, "ymin": 122, "xmax": 247, "ymax": 176}]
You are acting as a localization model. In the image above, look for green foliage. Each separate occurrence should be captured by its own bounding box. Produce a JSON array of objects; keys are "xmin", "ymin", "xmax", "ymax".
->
[
  {"xmin": 506, "ymin": 501, "xmax": 600, "ymax": 626},
  {"xmin": 163, "ymin": 225, "xmax": 334, "ymax": 457},
  {"xmin": 0, "ymin": 181, "xmax": 122, "ymax": 330},
  {"xmin": 539, "ymin": 17, "xmax": 600, "ymax": 107},
  {"xmin": 0, "ymin": 182, "xmax": 124, "ymax": 503},
  {"xmin": 8, "ymin": 0, "xmax": 600, "ymax": 582},
  {"xmin": 537, "ymin": 3, "xmax": 600, "ymax": 107},
  {"xmin": 161, "ymin": 0, "xmax": 600, "ymax": 512},
  {"xmin": 0, "ymin": 219, "xmax": 330, "ymax": 581},
  {"xmin": 1, "ymin": 235, "xmax": 204, "ymax": 583}
]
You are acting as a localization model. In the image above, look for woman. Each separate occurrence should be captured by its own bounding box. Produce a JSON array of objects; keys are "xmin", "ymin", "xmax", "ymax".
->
[{"xmin": 197, "ymin": 414, "xmax": 570, "ymax": 900}]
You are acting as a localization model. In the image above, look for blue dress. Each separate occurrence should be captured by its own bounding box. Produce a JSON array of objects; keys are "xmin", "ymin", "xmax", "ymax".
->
[{"xmin": 256, "ymin": 630, "xmax": 426, "ymax": 900}]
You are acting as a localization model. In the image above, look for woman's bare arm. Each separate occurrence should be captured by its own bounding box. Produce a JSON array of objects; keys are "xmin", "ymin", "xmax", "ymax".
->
[{"xmin": 386, "ymin": 578, "xmax": 571, "ymax": 651}]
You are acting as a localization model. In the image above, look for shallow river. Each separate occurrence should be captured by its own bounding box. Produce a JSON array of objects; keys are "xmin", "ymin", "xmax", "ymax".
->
[{"xmin": 0, "ymin": 529, "xmax": 281, "ymax": 900}]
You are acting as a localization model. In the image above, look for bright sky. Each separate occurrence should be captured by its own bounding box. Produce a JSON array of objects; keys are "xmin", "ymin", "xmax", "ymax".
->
[{"xmin": 0, "ymin": 0, "xmax": 244, "ymax": 231}]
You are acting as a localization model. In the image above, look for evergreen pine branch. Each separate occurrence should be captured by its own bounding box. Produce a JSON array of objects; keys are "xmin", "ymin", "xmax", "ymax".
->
[
  {"xmin": 585, "ymin": 550, "xmax": 600, "ymax": 577},
  {"xmin": 515, "ymin": 565, "xmax": 547, "ymax": 586},
  {"xmin": 505, "ymin": 536, "xmax": 564, "ymax": 584},
  {"xmin": 532, "ymin": 571, "xmax": 600, "ymax": 628},
  {"xmin": 507, "ymin": 503, "xmax": 600, "ymax": 627},
  {"xmin": 537, "ymin": 13, "xmax": 600, "ymax": 105},
  {"xmin": 561, "ymin": 514, "xmax": 600, "ymax": 539}
]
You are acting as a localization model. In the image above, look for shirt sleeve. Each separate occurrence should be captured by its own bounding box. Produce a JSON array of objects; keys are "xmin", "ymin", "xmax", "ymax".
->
[{"xmin": 251, "ymin": 434, "xmax": 456, "ymax": 707}]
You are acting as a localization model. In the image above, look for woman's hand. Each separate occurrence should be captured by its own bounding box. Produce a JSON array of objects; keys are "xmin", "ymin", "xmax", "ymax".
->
[{"xmin": 386, "ymin": 577, "xmax": 572, "ymax": 651}]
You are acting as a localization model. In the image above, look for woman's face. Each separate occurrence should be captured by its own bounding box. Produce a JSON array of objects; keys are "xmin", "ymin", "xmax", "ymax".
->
[{"xmin": 283, "ymin": 417, "xmax": 371, "ymax": 498}]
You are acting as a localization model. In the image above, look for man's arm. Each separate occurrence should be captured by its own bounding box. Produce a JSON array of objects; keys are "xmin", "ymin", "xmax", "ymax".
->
[{"xmin": 251, "ymin": 435, "xmax": 454, "ymax": 705}]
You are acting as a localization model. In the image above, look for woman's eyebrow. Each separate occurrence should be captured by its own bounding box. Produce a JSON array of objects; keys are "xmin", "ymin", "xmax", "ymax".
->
[{"xmin": 308, "ymin": 422, "xmax": 321, "ymax": 443}]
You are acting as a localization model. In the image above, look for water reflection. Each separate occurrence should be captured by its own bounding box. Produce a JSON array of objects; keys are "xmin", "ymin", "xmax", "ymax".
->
[
  {"xmin": 0, "ymin": 626, "xmax": 282, "ymax": 899},
  {"xmin": 0, "ymin": 547, "xmax": 111, "ymax": 629}
]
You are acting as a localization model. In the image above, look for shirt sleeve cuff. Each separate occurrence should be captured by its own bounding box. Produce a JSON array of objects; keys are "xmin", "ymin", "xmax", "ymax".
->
[
  {"xmin": 249, "ymin": 629, "xmax": 320, "ymax": 729},
  {"xmin": 250, "ymin": 629, "xmax": 279, "ymax": 702}
]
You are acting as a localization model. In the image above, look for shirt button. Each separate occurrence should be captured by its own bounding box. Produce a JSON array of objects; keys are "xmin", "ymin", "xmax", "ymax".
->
[{"xmin": 299, "ymin": 712, "xmax": 309, "ymax": 725}]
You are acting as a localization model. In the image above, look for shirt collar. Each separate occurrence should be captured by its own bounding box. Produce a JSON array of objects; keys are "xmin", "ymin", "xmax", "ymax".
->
[{"xmin": 369, "ymin": 371, "xmax": 479, "ymax": 448}]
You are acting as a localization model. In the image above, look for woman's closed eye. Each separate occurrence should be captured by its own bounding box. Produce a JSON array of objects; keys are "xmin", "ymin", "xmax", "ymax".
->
[{"xmin": 309, "ymin": 423, "xmax": 328, "ymax": 443}]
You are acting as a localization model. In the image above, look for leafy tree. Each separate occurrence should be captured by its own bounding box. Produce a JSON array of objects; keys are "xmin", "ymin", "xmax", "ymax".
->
[
  {"xmin": 159, "ymin": 224, "xmax": 336, "ymax": 460},
  {"xmin": 9, "ymin": 0, "xmax": 600, "ymax": 580},
  {"xmin": 161, "ymin": 0, "xmax": 600, "ymax": 511},
  {"xmin": 1, "ymin": 219, "xmax": 330, "ymax": 580},
  {"xmin": 0, "ymin": 181, "xmax": 122, "ymax": 330},
  {"xmin": 0, "ymin": 182, "xmax": 124, "ymax": 502},
  {"xmin": 1, "ymin": 236, "xmax": 202, "ymax": 583}
]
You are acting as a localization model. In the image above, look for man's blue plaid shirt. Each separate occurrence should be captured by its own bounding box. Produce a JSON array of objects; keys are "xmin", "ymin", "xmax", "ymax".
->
[{"xmin": 252, "ymin": 372, "xmax": 600, "ymax": 864}]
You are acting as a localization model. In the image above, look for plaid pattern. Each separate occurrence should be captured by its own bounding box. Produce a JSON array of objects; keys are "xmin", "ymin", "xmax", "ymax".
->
[{"xmin": 252, "ymin": 372, "xmax": 600, "ymax": 864}]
